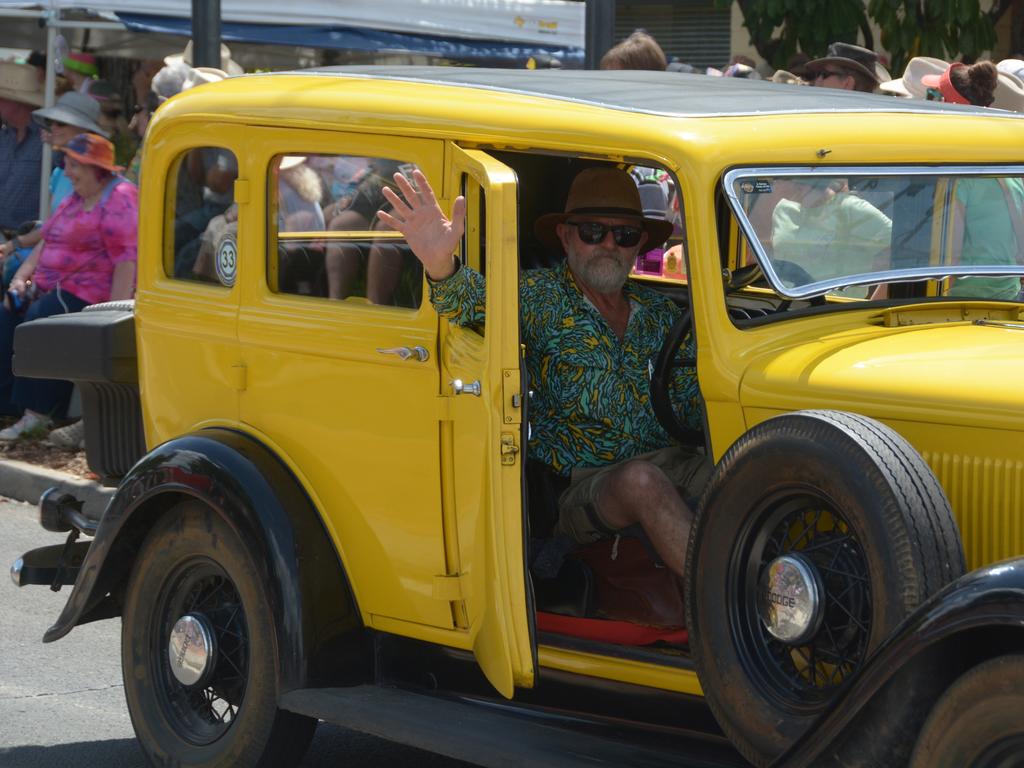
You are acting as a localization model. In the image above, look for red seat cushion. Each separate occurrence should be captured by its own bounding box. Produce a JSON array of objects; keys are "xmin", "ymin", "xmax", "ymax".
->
[{"xmin": 536, "ymin": 611, "xmax": 688, "ymax": 646}]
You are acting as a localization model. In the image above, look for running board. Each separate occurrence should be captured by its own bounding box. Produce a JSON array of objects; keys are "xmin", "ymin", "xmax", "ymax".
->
[{"xmin": 280, "ymin": 685, "xmax": 746, "ymax": 768}]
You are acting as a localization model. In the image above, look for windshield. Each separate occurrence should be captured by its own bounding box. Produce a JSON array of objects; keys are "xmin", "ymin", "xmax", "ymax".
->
[{"xmin": 725, "ymin": 167, "xmax": 1024, "ymax": 301}]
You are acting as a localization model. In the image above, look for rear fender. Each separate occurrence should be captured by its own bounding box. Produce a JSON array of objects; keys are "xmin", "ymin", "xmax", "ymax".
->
[{"xmin": 43, "ymin": 428, "xmax": 369, "ymax": 692}]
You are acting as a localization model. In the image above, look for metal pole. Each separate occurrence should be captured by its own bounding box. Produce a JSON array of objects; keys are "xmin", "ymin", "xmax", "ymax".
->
[
  {"xmin": 584, "ymin": 0, "xmax": 616, "ymax": 70},
  {"xmin": 191, "ymin": 0, "xmax": 222, "ymax": 69},
  {"xmin": 38, "ymin": 11, "xmax": 57, "ymax": 221}
]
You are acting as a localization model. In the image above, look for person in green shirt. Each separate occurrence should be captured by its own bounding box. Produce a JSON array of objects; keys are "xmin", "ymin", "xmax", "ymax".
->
[
  {"xmin": 770, "ymin": 179, "xmax": 892, "ymax": 296},
  {"xmin": 947, "ymin": 177, "xmax": 1024, "ymax": 301}
]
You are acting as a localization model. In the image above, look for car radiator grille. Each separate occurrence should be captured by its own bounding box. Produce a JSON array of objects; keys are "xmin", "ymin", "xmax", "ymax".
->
[{"xmin": 922, "ymin": 451, "xmax": 1024, "ymax": 571}]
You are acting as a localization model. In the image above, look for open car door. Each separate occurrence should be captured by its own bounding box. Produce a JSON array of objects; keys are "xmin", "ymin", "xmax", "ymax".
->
[{"xmin": 439, "ymin": 145, "xmax": 535, "ymax": 697}]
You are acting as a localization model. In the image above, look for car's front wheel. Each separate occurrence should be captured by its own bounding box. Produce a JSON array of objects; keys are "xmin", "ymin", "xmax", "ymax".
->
[
  {"xmin": 122, "ymin": 500, "xmax": 317, "ymax": 767},
  {"xmin": 910, "ymin": 654, "xmax": 1024, "ymax": 768},
  {"xmin": 686, "ymin": 410, "xmax": 965, "ymax": 767}
]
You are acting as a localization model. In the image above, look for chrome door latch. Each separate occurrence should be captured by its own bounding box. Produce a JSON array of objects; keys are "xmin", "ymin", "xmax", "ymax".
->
[
  {"xmin": 376, "ymin": 345, "xmax": 429, "ymax": 362},
  {"xmin": 451, "ymin": 379, "xmax": 481, "ymax": 396}
]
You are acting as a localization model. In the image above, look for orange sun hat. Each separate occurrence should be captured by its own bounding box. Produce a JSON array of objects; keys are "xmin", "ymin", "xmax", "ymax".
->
[{"xmin": 60, "ymin": 132, "xmax": 123, "ymax": 172}]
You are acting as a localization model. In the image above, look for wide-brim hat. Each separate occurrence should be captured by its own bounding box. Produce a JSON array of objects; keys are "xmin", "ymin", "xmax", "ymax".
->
[
  {"xmin": 31, "ymin": 90, "xmax": 108, "ymax": 137},
  {"xmin": 279, "ymin": 155, "xmax": 306, "ymax": 171},
  {"xmin": 998, "ymin": 58, "xmax": 1024, "ymax": 82},
  {"xmin": 183, "ymin": 66, "xmax": 229, "ymax": 90},
  {"xmin": 0, "ymin": 61, "xmax": 45, "ymax": 106},
  {"xmin": 879, "ymin": 56, "xmax": 948, "ymax": 98},
  {"xmin": 992, "ymin": 70, "xmax": 1024, "ymax": 112},
  {"xmin": 918, "ymin": 63, "xmax": 1024, "ymax": 109},
  {"xmin": 770, "ymin": 69, "xmax": 805, "ymax": 85},
  {"xmin": 165, "ymin": 41, "xmax": 243, "ymax": 76},
  {"xmin": 60, "ymin": 132, "xmax": 123, "ymax": 172},
  {"xmin": 804, "ymin": 42, "xmax": 890, "ymax": 86},
  {"xmin": 534, "ymin": 167, "xmax": 674, "ymax": 253}
]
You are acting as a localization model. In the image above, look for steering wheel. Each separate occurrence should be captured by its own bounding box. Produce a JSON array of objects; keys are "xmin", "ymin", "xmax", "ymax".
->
[
  {"xmin": 649, "ymin": 308, "xmax": 705, "ymax": 447},
  {"xmin": 727, "ymin": 260, "xmax": 827, "ymax": 309}
]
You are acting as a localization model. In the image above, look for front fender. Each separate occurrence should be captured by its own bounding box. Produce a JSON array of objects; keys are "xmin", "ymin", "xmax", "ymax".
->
[
  {"xmin": 776, "ymin": 558, "xmax": 1024, "ymax": 767},
  {"xmin": 44, "ymin": 428, "xmax": 369, "ymax": 692}
]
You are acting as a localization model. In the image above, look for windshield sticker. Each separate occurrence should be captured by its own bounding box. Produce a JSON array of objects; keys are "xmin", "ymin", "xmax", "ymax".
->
[{"xmin": 739, "ymin": 179, "xmax": 774, "ymax": 194}]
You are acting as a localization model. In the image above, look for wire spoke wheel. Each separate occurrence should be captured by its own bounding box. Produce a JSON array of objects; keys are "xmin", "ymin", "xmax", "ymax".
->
[
  {"xmin": 122, "ymin": 501, "xmax": 318, "ymax": 767},
  {"xmin": 154, "ymin": 561, "xmax": 249, "ymax": 745},
  {"xmin": 733, "ymin": 493, "xmax": 872, "ymax": 710}
]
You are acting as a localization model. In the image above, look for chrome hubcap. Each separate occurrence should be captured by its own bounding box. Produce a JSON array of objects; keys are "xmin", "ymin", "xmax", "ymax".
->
[
  {"xmin": 757, "ymin": 554, "xmax": 824, "ymax": 644},
  {"xmin": 168, "ymin": 613, "xmax": 216, "ymax": 687}
]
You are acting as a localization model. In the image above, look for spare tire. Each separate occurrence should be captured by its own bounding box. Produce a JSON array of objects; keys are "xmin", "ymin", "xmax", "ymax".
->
[{"xmin": 685, "ymin": 410, "xmax": 965, "ymax": 767}]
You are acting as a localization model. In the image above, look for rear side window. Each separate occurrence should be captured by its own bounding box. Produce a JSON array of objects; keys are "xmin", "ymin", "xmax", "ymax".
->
[
  {"xmin": 267, "ymin": 153, "xmax": 424, "ymax": 309},
  {"xmin": 167, "ymin": 146, "xmax": 239, "ymax": 285}
]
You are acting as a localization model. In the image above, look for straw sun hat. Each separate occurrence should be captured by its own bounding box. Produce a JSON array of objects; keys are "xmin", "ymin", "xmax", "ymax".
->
[
  {"xmin": 0, "ymin": 61, "xmax": 45, "ymax": 106},
  {"xmin": 165, "ymin": 41, "xmax": 244, "ymax": 76}
]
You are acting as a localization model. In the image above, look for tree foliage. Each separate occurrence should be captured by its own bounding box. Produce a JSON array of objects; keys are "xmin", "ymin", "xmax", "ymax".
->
[
  {"xmin": 732, "ymin": 0, "xmax": 872, "ymax": 69},
  {"xmin": 731, "ymin": 0, "xmax": 1013, "ymax": 73}
]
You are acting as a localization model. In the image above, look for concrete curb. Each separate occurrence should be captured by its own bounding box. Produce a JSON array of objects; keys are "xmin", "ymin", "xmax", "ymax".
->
[{"xmin": 0, "ymin": 458, "xmax": 114, "ymax": 514}]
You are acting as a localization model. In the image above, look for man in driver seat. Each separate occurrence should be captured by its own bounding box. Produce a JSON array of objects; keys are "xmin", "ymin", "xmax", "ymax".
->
[{"xmin": 379, "ymin": 166, "xmax": 711, "ymax": 578}]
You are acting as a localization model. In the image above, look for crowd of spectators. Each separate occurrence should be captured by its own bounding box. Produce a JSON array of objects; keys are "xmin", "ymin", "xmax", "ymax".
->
[{"xmin": 0, "ymin": 42, "xmax": 246, "ymax": 445}]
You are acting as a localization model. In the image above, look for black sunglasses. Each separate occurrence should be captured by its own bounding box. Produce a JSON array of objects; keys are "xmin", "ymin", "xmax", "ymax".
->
[
  {"xmin": 44, "ymin": 119, "xmax": 68, "ymax": 129},
  {"xmin": 566, "ymin": 220, "xmax": 644, "ymax": 247}
]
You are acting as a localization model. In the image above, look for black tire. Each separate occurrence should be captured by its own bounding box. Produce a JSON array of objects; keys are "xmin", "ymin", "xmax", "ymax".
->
[
  {"xmin": 909, "ymin": 654, "xmax": 1024, "ymax": 768},
  {"xmin": 122, "ymin": 500, "xmax": 318, "ymax": 767},
  {"xmin": 685, "ymin": 410, "xmax": 965, "ymax": 767}
]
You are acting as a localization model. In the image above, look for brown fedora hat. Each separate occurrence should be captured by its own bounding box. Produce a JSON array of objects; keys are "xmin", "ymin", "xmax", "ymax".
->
[
  {"xmin": 804, "ymin": 42, "xmax": 890, "ymax": 86},
  {"xmin": 535, "ymin": 167, "xmax": 674, "ymax": 253}
]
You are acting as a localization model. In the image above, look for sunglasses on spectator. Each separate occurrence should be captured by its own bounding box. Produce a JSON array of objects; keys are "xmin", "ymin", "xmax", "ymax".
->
[
  {"xmin": 925, "ymin": 87, "xmax": 944, "ymax": 102},
  {"xmin": 813, "ymin": 70, "xmax": 847, "ymax": 81},
  {"xmin": 45, "ymin": 119, "xmax": 68, "ymax": 129},
  {"xmin": 566, "ymin": 221, "xmax": 644, "ymax": 247}
]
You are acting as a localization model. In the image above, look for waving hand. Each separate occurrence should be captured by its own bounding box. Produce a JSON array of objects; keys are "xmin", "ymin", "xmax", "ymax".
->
[{"xmin": 378, "ymin": 169, "xmax": 466, "ymax": 281}]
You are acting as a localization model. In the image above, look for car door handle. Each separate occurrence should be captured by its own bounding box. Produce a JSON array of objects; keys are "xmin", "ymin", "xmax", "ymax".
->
[
  {"xmin": 451, "ymin": 379, "xmax": 481, "ymax": 396},
  {"xmin": 376, "ymin": 346, "xmax": 429, "ymax": 362}
]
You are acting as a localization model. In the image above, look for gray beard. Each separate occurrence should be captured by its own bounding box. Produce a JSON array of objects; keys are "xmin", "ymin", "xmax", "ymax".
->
[{"xmin": 567, "ymin": 246, "xmax": 634, "ymax": 294}]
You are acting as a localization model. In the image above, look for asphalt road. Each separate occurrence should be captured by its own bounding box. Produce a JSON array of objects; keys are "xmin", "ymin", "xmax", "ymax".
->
[{"xmin": 1, "ymin": 497, "xmax": 472, "ymax": 767}]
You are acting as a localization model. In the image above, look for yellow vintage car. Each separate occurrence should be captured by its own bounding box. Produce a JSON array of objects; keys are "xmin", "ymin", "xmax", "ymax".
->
[{"xmin": 10, "ymin": 67, "xmax": 1024, "ymax": 768}]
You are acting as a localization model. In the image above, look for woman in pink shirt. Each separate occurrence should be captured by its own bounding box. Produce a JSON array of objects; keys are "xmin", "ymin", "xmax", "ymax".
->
[{"xmin": 0, "ymin": 132, "xmax": 137, "ymax": 439}]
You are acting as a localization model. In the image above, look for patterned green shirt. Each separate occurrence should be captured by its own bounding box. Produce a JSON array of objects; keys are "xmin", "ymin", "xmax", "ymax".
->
[{"xmin": 430, "ymin": 261, "xmax": 701, "ymax": 476}]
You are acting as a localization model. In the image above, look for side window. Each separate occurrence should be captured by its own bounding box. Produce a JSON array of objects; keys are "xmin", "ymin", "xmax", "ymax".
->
[
  {"xmin": 268, "ymin": 153, "xmax": 423, "ymax": 309},
  {"xmin": 453, "ymin": 170, "xmax": 487, "ymax": 336},
  {"xmin": 628, "ymin": 165, "xmax": 687, "ymax": 280},
  {"xmin": 168, "ymin": 147, "xmax": 239, "ymax": 285}
]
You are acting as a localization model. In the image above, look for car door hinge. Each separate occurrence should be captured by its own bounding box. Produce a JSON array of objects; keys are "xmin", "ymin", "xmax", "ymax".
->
[
  {"xmin": 230, "ymin": 362, "xmax": 247, "ymax": 392},
  {"xmin": 500, "ymin": 432, "xmax": 520, "ymax": 466},
  {"xmin": 435, "ymin": 395, "xmax": 453, "ymax": 421},
  {"xmin": 433, "ymin": 573, "xmax": 467, "ymax": 601}
]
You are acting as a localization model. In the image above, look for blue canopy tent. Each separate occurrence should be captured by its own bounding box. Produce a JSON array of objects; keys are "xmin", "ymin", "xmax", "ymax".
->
[
  {"xmin": 117, "ymin": 11, "xmax": 583, "ymax": 67},
  {"xmin": 0, "ymin": 0, "xmax": 584, "ymax": 216}
]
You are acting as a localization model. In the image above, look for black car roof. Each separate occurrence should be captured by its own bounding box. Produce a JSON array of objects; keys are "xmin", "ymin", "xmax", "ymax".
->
[{"xmin": 296, "ymin": 66, "xmax": 1014, "ymax": 119}]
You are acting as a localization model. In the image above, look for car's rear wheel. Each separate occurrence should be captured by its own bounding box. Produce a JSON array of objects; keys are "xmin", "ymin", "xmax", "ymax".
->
[
  {"xmin": 909, "ymin": 654, "xmax": 1024, "ymax": 768},
  {"xmin": 685, "ymin": 410, "xmax": 965, "ymax": 767},
  {"xmin": 122, "ymin": 500, "xmax": 317, "ymax": 767}
]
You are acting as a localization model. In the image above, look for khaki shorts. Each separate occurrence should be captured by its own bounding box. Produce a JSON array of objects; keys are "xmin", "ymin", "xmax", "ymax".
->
[{"xmin": 554, "ymin": 446, "xmax": 713, "ymax": 545}]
